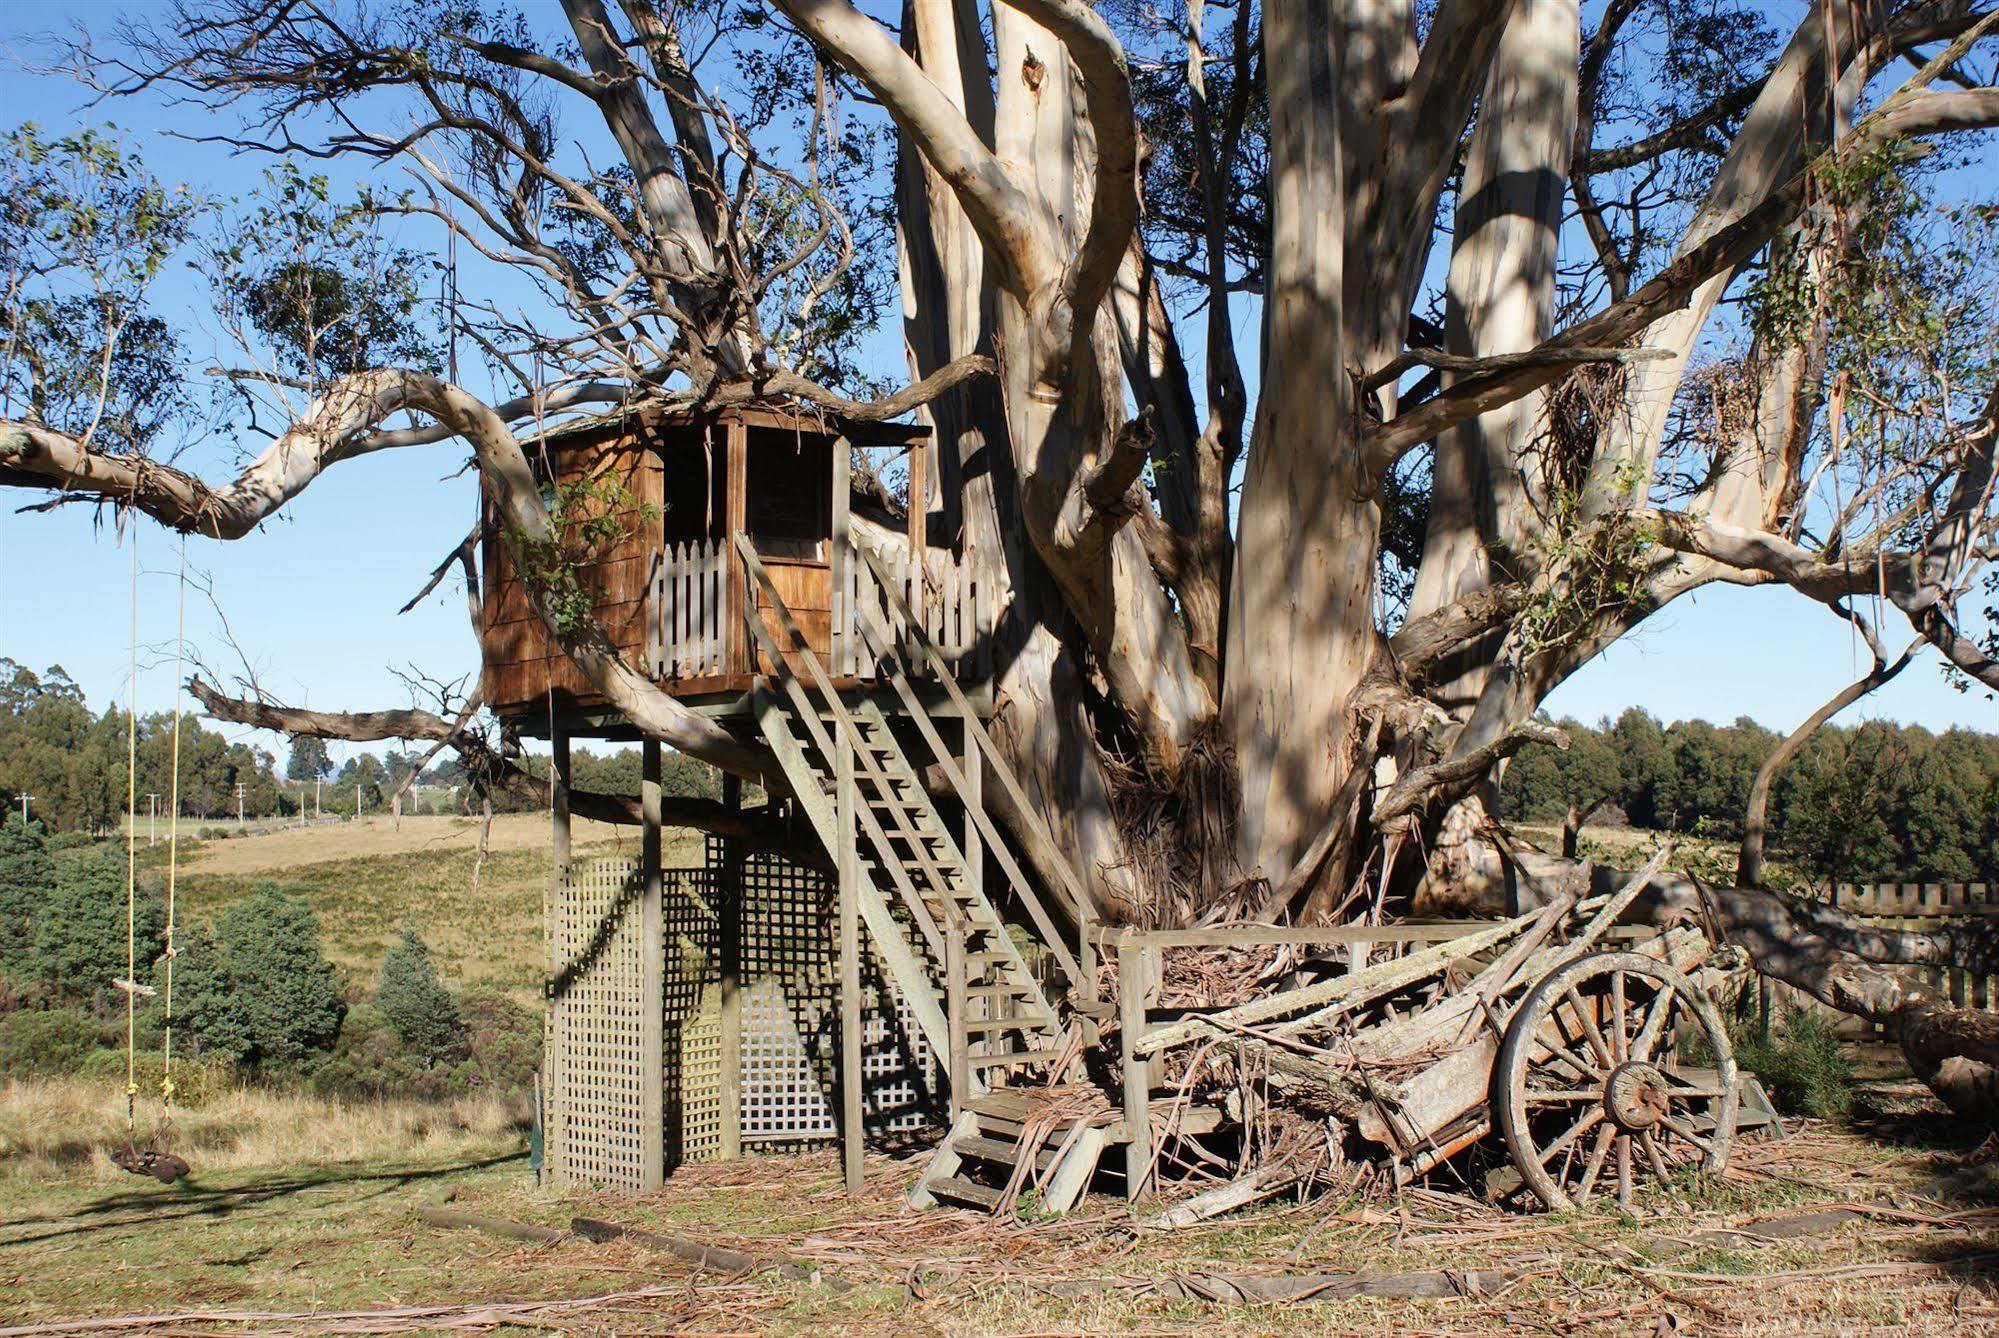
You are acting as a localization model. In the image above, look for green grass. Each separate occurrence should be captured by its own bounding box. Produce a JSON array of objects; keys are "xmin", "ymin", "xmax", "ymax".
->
[{"xmin": 127, "ymin": 814, "xmax": 701, "ymax": 1006}]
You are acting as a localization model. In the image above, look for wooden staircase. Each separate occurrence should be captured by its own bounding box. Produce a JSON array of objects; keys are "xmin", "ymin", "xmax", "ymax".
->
[{"xmin": 733, "ymin": 534, "xmax": 1094, "ymax": 1086}]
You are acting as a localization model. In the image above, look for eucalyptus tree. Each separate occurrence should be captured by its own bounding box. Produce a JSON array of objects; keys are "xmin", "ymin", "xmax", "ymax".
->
[{"xmin": 7, "ymin": 0, "xmax": 1999, "ymax": 1115}]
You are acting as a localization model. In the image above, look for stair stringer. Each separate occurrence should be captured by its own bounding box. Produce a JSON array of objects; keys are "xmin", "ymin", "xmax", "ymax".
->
[{"xmin": 750, "ymin": 686, "xmax": 954, "ymax": 1065}]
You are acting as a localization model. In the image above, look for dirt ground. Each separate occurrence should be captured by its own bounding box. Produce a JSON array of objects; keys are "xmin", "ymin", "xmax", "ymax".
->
[{"xmin": 2, "ymin": 1084, "xmax": 1997, "ymax": 1335}]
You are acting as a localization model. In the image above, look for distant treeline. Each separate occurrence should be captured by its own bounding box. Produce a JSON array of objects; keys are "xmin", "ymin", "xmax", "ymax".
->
[
  {"xmin": 0, "ymin": 660, "xmax": 288, "ymax": 832},
  {"xmin": 1, "ymin": 660, "xmax": 723, "ymax": 832},
  {"xmin": 1503, "ymin": 709, "xmax": 1999, "ymax": 883}
]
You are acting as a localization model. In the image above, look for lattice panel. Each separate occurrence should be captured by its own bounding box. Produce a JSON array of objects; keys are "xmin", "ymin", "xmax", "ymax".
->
[
  {"xmin": 545, "ymin": 857, "xmax": 653, "ymax": 1189},
  {"xmin": 663, "ymin": 867, "xmax": 724, "ymax": 1165},
  {"xmin": 546, "ymin": 846, "xmax": 942, "ymax": 1185},
  {"xmin": 722, "ymin": 840, "xmax": 941, "ymax": 1143}
]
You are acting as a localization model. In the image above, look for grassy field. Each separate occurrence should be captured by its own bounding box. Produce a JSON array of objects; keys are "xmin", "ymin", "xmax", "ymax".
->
[
  {"xmin": 1, "ymin": 1085, "xmax": 1995, "ymax": 1334},
  {"xmin": 4, "ymin": 816, "xmax": 1985, "ymax": 1331},
  {"xmin": 133, "ymin": 813, "xmax": 703, "ymax": 1006}
]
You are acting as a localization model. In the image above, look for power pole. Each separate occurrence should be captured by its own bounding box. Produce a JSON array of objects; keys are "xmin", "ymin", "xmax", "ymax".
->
[
  {"xmin": 314, "ymin": 777, "xmax": 321, "ymax": 819},
  {"xmin": 146, "ymin": 792, "xmax": 160, "ymax": 845},
  {"xmin": 355, "ymin": 782, "xmax": 362, "ymax": 820},
  {"xmin": 236, "ymin": 780, "xmax": 246, "ymax": 826},
  {"xmin": 17, "ymin": 794, "xmax": 32, "ymax": 826}
]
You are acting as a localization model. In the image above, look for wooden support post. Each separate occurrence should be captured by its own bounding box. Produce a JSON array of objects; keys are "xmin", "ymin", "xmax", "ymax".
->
[
  {"xmin": 640, "ymin": 739, "xmax": 666, "ymax": 1190},
  {"xmin": 724, "ymin": 415, "xmax": 750, "ymax": 677},
  {"xmin": 543, "ymin": 725, "xmax": 570, "ymax": 1186},
  {"xmin": 719, "ymin": 772, "xmax": 743, "ymax": 1160},
  {"xmin": 1119, "ymin": 939, "xmax": 1157, "ymax": 1201},
  {"xmin": 830, "ymin": 435, "xmax": 851, "ymax": 677},
  {"xmin": 550, "ymin": 727, "xmax": 572, "ymax": 879},
  {"xmin": 944, "ymin": 904, "xmax": 968, "ymax": 1120},
  {"xmin": 956, "ymin": 714, "xmax": 981, "ymax": 1082},
  {"xmin": 836, "ymin": 702, "xmax": 865, "ymax": 1195},
  {"xmin": 907, "ymin": 443, "xmax": 928, "ymax": 638}
]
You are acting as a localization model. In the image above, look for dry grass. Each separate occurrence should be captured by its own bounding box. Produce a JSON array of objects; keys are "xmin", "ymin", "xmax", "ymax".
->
[
  {"xmin": 0, "ymin": 1076, "xmax": 528, "ymax": 1181},
  {"xmin": 170, "ymin": 813, "xmax": 639, "ymax": 877},
  {"xmin": 2, "ymin": 1096, "xmax": 1996, "ymax": 1334}
]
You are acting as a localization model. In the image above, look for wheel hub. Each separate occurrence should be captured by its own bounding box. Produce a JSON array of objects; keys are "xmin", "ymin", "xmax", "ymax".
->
[{"xmin": 1603, "ymin": 1061, "xmax": 1670, "ymax": 1132}]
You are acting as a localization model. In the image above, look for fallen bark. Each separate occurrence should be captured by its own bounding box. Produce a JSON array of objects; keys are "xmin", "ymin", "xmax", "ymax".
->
[
  {"xmin": 414, "ymin": 1205, "xmax": 570, "ymax": 1244},
  {"xmin": 571, "ymin": 1217, "xmax": 837, "ymax": 1287},
  {"xmin": 1044, "ymin": 1268, "xmax": 1517, "ymax": 1302}
]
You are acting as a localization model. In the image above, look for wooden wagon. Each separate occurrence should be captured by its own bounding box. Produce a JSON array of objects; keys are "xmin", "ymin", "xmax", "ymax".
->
[{"xmin": 922, "ymin": 852, "xmax": 1754, "ymax": 1215}]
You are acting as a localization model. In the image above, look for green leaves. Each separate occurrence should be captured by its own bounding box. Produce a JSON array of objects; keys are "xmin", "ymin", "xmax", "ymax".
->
[{"xmin": 507, "ymin": 475, "xmax": 660, "ymax": 642}]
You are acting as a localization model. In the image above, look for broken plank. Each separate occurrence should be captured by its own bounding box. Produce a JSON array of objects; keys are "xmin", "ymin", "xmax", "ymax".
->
[{"xmin": 1134, "ymin": 914, "xmax": 1533, "ymax": 1056}]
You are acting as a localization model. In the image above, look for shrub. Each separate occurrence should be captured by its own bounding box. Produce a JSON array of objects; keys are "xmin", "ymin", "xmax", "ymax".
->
[
  {"xmin": 30, "ymin": 846, "xmax": 164, "ymax": 1015},
  {"xmin": 76, "ymin": 1047, "xmax": 237, "ymax": 1109},
  {"xmin": 459, "ymin": 987, "xmax": 539, "ymax": 1092},
  {"xmin": 1734, "ymin": 1009, "xmax": 1855, "ymax": 1119},
  {"xmin": 311, "ymin": 1003, "xmax": 468, "ymax": 1100},
  {"xmin": 147, "ymin": 923, "xmax": 253, "ymax": 1065},
  {"xmin": 0, "ymin": 815, "xmax": 53, "ymax": 975},
  {"xmin": 217, "ymin": 885, "xmax": 344, "ymax": 1064},
  {"xmin": 377, "ymin": 926, "xmax": 467, "ymax": 1068},
  {"xmin": 0, "ymin": 1008, "xmax": 100, "ymax": 1076}
]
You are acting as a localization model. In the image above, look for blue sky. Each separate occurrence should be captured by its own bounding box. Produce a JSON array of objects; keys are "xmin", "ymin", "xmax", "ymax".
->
[{"xmin": 2, "ymin": 1, "xmax": 1995, "ymax": 769}]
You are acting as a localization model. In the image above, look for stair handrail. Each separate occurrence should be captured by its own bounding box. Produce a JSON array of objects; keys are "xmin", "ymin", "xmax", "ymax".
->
[
  {"xmin": 739, "ymin": 532, "xmax": 1072, "ymax": 1027},
  {"xmin": 732, "ymin": 535, "xmax": 953, "ymax": 962},
  {"xmin": 851, "ymin": 535, "xmax": 1100, "ymax": 930},
  {"xmin": 844, "ymin": 590, "xmax": 1086, "ymax": 993}
]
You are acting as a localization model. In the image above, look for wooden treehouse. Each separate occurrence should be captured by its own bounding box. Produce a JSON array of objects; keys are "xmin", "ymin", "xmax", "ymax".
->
[
  {"xmin": 484, "ymin": 402, "xmax": 1759, "ymax": 1214},
  {"xmin": 484, "ymin": 400, "xmax": 1116, "ymax": 1200}
]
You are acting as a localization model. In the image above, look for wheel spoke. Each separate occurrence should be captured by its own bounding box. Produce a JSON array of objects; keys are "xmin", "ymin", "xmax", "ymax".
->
[
  {"xmin": 1630, "ymin": 988, "xmax": 1677, "ymax": 1062},
  {"xmin": 1640, "ymin": 1129, "xmax": 1672, "ymax": 1182},
  {"xmin": 1576, "ymin": 1122, "xmax": 1617, "ymax": 1205},
  {"xmin": 1563, "ymin": 987, "xmax": 1616, "ymax": 1070},
  {"xmin": 1522, "ymin": 1089, "xmax": 1603, "ymax": 1103},
  {"xmin": 1530, "ymin": 1029, "xmax": 1604, "ymax": 1084},
  {"xmin": 1536, "ymin": 1105, "xmax": 1606, "ymax": 1167},
  {"xmin": 1616, "ymin": 1134, "xmax": 1633, "ymax": 1207},
  {"xmin": 1655, "ymin": 1113, "xmax": 1718, "ymax": 1157}
]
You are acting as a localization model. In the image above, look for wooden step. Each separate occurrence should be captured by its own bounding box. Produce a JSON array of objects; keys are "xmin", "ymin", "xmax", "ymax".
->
[
  {"xmin": 969, "ymin": 1047, "xmax": 1062, "ymax": 1070},
  {"xmin": 953, "ymin": 1134, "xmax": 1061, "ymax": 1172},
  {"xmin": 962, "ymin": 1016, "xmax": 1037, "ymax": 1034},
  {"xmin": 927, "ymin": 1175, "xmax": 1002, "ymax": 1210}
]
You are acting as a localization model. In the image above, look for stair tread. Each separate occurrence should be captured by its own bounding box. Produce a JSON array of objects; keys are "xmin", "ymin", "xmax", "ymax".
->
[
  {"xmin": 952, "ymin": 1133, "xmax": 1061, "ymax": 1171},
  {"xmin": 968, "ymin": 1047, "xmax": 1063, "ymax": 1070},
  {"xmin": 927, "ymin": 1175, "xmax": 1003, "ymax": 1209}
]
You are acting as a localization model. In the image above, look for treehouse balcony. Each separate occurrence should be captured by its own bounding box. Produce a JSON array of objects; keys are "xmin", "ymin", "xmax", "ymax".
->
[{"xmin": 478, "ymin": 403, "xmax": 993, "ymax": 733}]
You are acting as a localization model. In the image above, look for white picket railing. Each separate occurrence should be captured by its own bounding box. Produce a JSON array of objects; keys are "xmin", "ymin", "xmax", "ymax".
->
[
  {"xmin": 835, "ymin": 540, "xmax": 987, "ymax": 681},
  {"xmin": 648, "ymin": 538, "xmax": 730, "ymax": 680},
  {"xmin": 648, "ymin": 532, "xmax": 990, "ymax": 686}
]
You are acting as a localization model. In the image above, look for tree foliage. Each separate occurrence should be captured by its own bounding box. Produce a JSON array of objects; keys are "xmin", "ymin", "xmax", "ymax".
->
[
  {"xmin": 1504, "ymin": 710, "xmax": 1999, "ymax": 884},
  {"xmin": 214, "ymin": 884, "xmax": 344, "ymax": 1064},
  {"xmin": 376, "ymin": 924, "xmax": 467, "ymax": 1069},
  {"xmin": 0, "ymin": 660, "xmax": 288, "ymax": 831}
]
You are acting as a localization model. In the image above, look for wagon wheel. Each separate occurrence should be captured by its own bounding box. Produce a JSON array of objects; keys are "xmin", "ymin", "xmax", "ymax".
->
[{"xmin": 1493, "ymin": 950, "xmax": 1738, "ymax": 1212}]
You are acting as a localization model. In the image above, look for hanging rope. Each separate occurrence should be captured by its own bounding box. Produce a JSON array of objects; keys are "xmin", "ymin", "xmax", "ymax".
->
[
  {"xmin": 108, "ymin": 521, "xmax": 192, "ymax": 1185},
  {"xmin": 158, "ymin": 534, "xmax": 188, "ymax": 1136},
  {"xmin": 122, "ymin": 519, "xmax": 140, "ymax": 1140}
]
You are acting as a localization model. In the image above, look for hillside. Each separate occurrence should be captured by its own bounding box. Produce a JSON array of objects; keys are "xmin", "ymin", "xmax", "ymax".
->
[{"xmin": 136, "ymin": 814, "xmax": 703, "ymax": 1005}]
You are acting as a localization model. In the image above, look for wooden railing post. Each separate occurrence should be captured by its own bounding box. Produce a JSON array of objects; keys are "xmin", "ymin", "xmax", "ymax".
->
[
  {"xmin": 831, "ymin": 434, "xmax": 851, "ymax": 677},
  {"xmin": 1118, "ymin": 934, "xmax": 1158, "ymax": 1201}
]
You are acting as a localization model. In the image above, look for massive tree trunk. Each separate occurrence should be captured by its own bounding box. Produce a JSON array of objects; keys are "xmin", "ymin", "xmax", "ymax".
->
[{"xmin": 1223, "ymin": 0, "xmax": 1375, "ymax": 886}]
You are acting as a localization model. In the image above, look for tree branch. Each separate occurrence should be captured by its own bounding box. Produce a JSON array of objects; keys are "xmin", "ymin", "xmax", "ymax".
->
[{"xmin": 775, "ymin": 0, "xmax": 1048, "ymax": 296}]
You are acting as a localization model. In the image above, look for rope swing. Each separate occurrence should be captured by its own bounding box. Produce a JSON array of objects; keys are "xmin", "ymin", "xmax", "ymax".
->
[{"xmin": 109, "ymin": 523, "xmax": 191, "ymax": 1185}]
